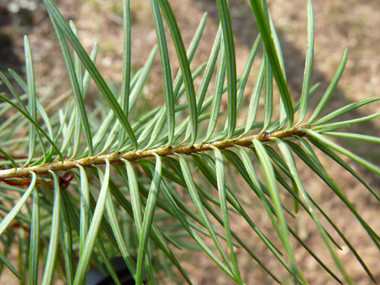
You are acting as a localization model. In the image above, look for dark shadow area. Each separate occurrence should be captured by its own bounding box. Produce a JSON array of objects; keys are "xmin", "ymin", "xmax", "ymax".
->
[
  {"xmin": 0, "ymin": 1, "xmax": 47, "ymax": 94},
  {"xmin": 0, "ymin": 6, "xmax": 24, "ymax": 95},
  {"xmin": 86, "ymin": 256, "xmax": 135, "ymax": 285},
  {"xmin": 193, "ymin": 0, "xmax": 380, "ymax": 186}
]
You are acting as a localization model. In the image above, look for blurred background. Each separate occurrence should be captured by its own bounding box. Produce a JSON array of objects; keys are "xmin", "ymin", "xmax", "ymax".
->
[{"xmin": 1, "ymin": 0, "xmax": 380, "ymax": 284}]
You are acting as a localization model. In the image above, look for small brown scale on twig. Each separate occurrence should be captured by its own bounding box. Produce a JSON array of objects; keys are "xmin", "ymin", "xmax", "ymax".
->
[{"xmin": 0, "ymin": 172, "xmax": 73, "ymax": 189}]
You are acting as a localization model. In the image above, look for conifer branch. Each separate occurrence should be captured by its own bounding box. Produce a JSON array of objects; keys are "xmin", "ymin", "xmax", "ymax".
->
[{"xmin": 0, "ymin": 126, "xmax": 310, "ymax": 179}]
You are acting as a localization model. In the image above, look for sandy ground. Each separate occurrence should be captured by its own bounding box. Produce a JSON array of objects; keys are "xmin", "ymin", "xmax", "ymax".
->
[{"xmin": 0, "ymin": 0, "xmax": 380, "ymax": 284}]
